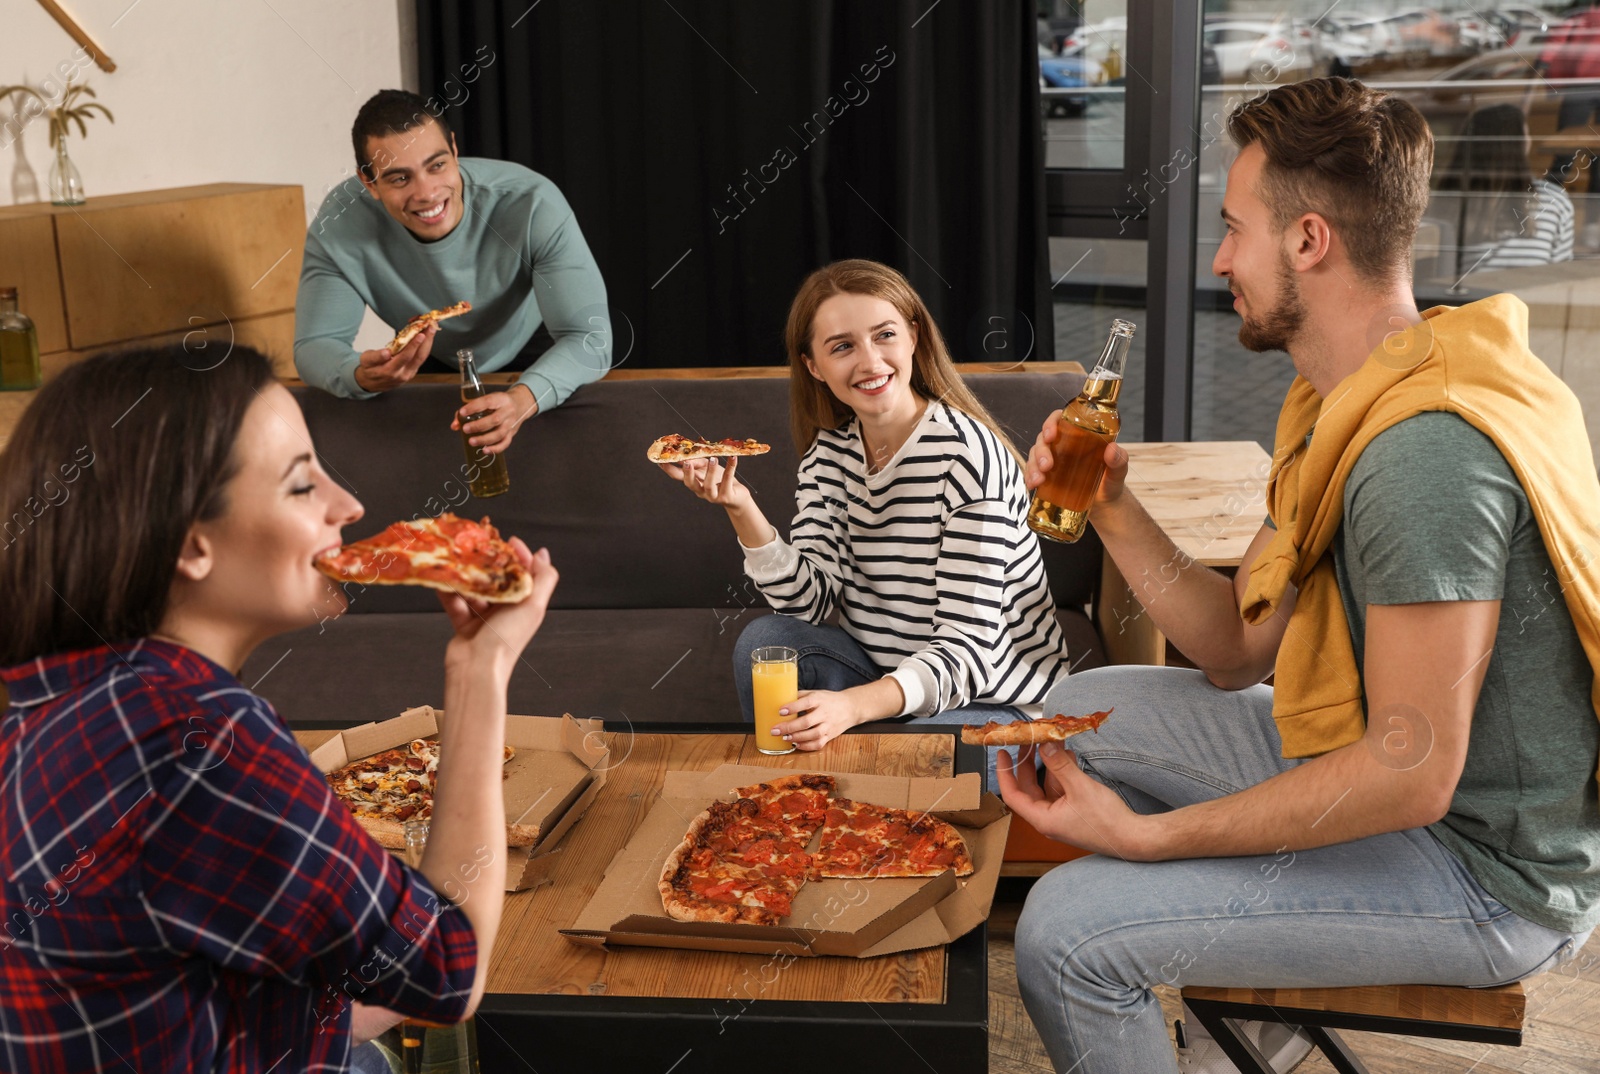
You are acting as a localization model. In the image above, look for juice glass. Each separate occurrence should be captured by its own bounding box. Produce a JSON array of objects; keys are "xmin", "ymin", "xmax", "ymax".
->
[{"xmin": 751, "ymin": 646, "xmax": 799, "ymax": 755}]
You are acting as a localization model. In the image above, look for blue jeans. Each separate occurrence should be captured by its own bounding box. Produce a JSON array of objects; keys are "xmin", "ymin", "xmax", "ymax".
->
[
  {"xmin": 732, "ymin": 614, "xmax": 1024, "ymax": 789},
  {"xmin": 1015, "ymin": 666, "xmax": 1591, "ymax": 1074}
]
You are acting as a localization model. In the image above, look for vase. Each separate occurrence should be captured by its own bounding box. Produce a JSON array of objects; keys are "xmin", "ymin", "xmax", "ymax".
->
[{"xmin": 49, "ymin": 139, "xmax": 85, "ymax": 206}]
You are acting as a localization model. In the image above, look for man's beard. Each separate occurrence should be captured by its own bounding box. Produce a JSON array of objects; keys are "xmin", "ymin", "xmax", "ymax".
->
[{"xmin": 1236, "ymin": 254, "xmax": 1305, "ymax": 354}]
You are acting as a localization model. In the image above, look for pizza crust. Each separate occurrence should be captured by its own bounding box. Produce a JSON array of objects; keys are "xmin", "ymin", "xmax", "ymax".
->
[
  {"xmin": 959, "ymin": 709, "xmax": 1112, "ymax": 747},
  {"xmin": 387, "ymin": 300, "xmax": 473, "ymax": 355},
  {"xmin": 658, "ymin": 806, "xmax": 783, "ymax": 926}
]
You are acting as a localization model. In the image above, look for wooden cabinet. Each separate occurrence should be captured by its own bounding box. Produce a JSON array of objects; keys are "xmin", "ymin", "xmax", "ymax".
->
[{"xmin": 0, "ymin": 183, "xmax": 303, "ymax": 369}]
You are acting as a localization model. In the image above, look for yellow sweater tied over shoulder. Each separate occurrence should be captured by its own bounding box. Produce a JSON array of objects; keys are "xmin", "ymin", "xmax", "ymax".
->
[{"xmin": 1239, "ymin": 295, "xmax": 1600, "ymax": 780}]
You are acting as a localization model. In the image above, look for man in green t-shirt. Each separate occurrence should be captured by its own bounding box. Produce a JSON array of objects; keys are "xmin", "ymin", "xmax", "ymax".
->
[
  {"xmin": 295, "ymin": 90, "xmax": 612, "ymax": 455},
  {"xmin": 1009, "ymin": 78, "xmax": 1599, "ymax": 1074}
]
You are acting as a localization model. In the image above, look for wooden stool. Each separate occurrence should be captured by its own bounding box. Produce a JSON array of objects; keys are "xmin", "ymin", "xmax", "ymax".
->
[{"xmin": 1179, "ymin": 981, "xmax": 1526, "ymax": 1074}]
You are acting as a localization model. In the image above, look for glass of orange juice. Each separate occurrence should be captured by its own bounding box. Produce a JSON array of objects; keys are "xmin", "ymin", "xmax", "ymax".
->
[{"xmin": 751, "ymin": 646, "xmax": 799, "ymax": 755}]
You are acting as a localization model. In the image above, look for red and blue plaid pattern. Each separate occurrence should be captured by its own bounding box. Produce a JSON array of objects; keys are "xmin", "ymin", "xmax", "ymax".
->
[{"xmin": 0, "ymin": 639, "xmax": 478, "ymax": 1073}]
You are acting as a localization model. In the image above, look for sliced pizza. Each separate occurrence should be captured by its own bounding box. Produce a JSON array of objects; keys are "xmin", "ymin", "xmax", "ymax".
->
[
  {"xmin": 730, "ymin": 773, "xmax": 835, "ymax": 846},
  {"xmin": 313, "ymin": 513, "xmax": 532, "ymax": 603},
  {"xmin": 659, "ymin": 801, "xmax": 807, "ymax": 925},
  {"xmin": 959, "ymin": 709, "xmax": 1112, "ymax": 747},
  {"xmin": 810, "ymin": 798, "xmax": 975, "ymax": 880},
  {"xmin": 387, "ymin": 299, "xmax": 473, "ymax": 356},
  {"xmin": 646, "ymin": 434, "xmax": 771, "ymax": 463},
  {"xmin": 658, "ymin": 774, "xmax": 974, "ymax": 925},
  {"xmin": 326, "ymin": 737, "xmax": 534, "ymax": 849}
]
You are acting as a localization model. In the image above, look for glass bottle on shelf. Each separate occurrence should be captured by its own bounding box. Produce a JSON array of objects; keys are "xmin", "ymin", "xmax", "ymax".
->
[
  {"xmin": 0, "ymin": 287, "xmax": 42, "ymax": 391},
  {"xmin": 1026, "ymin": 319, "xmax": 1135, "ymax": 543},
  {"xmin": 457, "ymin": 349, "xmax": 511, "ymax": 498},
  {"xmin": 373, "ymin": 820, "xmax": 481, "ymax": 1074},
  {"xmin": 49, "ymin": 140, "xmax": 85, "ymax": 206}
]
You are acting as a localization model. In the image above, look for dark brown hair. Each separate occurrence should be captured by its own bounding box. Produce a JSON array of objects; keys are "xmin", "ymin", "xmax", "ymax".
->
[
  {"xmin": 352, "ymin": 89, "xmax": 455, "ymax": 180},
  {"xmin": 0, "ymin": 345, "xmax": 276, "ymax": 666},
  {"xmin": 783, "ymin": 260, "xmax": 1023, "ymax": 465},
  {"xmin": 1227, "ymin": 77, "xmax": 1434, "ymax": 283}
]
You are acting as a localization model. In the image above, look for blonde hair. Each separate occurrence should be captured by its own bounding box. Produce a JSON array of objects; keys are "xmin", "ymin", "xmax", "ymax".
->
[{"xmin": 783, "ymin": 259, "xmax": 1024, "ymax": 466}]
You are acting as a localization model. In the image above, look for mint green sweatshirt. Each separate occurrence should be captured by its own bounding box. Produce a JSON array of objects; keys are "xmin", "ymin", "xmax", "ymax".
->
[{"xmin": 294, "ymin": 158, "xmax": 611, "ymax": 406}]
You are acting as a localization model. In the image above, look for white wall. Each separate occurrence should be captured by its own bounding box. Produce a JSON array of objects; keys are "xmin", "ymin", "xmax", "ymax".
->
[{"xmin": 2, "ymin": 0, "xmax": 415, "ymax": 347}]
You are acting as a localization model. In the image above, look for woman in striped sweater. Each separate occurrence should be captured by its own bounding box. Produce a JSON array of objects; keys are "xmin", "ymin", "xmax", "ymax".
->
[{"xmin": 658, "ymin": 260, "xmax": 1071, "ymax": 785}]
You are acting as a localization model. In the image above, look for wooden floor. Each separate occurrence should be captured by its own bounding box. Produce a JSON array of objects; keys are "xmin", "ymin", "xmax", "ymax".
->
[{"xmin": 986, "ymin": 880, "xmax": 1600, "ymax": 1073}]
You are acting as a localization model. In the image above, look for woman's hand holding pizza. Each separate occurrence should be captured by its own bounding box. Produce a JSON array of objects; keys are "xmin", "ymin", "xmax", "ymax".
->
[
  {"xmin": 660, "ymin": 456, "xmax": 752, "ymax": 510},
  {"xmin": 440, "ymin": 538, "xmax": 559, "ymax": 668},
  {"xmin": 997, "ymin": 742, "xmax": 1161, "ymax": 861}
]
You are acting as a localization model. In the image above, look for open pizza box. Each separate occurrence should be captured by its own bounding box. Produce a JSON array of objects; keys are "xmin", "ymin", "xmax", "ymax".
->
[
  {"xmin": 560, "ymin": 763, "xmax": 1010, "ymax": 958},
  {"xmin": 308, "ymin": 707, "xmax": 609, "ymax": 892}
]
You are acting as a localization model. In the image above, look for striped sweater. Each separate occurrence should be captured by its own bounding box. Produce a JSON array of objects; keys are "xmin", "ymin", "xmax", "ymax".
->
[
  {"xmin": 743, "ymin": 401, "xmax": 1070, "ymax": 716},
  {"xmin": 1459, "ymin": 178, "xmax": 1575, "ymax": 272}
]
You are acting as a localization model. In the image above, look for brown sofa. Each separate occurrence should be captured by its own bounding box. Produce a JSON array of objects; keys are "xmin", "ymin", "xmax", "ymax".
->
[{"xmin": 242, "ymin": 368, "xmax": 1108, "ymax": 726}]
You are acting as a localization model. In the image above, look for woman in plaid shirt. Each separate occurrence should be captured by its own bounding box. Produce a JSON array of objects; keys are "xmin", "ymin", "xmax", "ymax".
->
[{"xmin": 0, "ymin": 345, "xmax": 557, "ymax": 1072}]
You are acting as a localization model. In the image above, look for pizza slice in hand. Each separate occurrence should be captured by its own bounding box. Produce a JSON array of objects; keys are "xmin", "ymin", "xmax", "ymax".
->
[
  {"xmin": 387, "ymin": 299, "xmax": 473, "ymax": 356},
  {"xmin": 959, "ymin": 709, "xmax": 1112, "ymax": 747},
  {"xmin": 646, "ymin": 434, "xmax": 771, "ymax": 463},
  {"xmin": 313, "ymin": 513, "xmax": 533, "ymax": 603}
]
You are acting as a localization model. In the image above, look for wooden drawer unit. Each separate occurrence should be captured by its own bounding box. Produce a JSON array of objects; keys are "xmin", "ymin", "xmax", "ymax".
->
[{"xmin": 0, "ymin": 183, "xmax": 303, "ymax": 357}]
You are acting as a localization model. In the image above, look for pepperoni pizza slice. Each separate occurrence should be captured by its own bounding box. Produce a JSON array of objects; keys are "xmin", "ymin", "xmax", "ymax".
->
[
  {"xmin": 313, "ymin": 513, "xmax": 533, "ymax": 603},
  {"xmin": 646, "ymin": 434, "xmax": 771, "ymax": 463}
]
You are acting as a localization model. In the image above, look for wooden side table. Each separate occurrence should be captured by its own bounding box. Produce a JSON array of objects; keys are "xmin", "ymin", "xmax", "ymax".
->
[{"xmin": 1095, "ymin": 440, "xmax": 1272, "ymax": 667}]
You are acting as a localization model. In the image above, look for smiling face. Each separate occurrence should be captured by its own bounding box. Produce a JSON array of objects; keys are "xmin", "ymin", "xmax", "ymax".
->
[
  {"xmin": 359, "ymin": 117, "xmax": 464, "ymax": 240},
  {"xmin": 1213, "ymin": 143, "xmax": 1306, "ymax": 354},
  {"xmin": 802, "ymin": 293, "xmax": 922, "ymax": 423},
  {"xmin": 171, "ymin": 383, "xmax": 364, "ymax": 644}
]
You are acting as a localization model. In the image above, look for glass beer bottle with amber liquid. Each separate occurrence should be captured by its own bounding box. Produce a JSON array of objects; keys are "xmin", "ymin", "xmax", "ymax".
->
[
  {"xmin": 1027, "ymin": 318, "xmax": 1135, "ymax": 543},
  {"xmin": 457, "ymin": 349, "xmax": 510, "ymax": 498},
  {"xmin": 0, "ymin": 286, "xmax": 42, "ymax": 391}
]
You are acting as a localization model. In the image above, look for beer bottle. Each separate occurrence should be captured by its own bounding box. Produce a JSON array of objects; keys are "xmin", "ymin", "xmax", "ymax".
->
[
  {"xmin": 457, "ymin": 349, "xmax": 511, "ymax": 499},
  {"xmin": 0, "ymin": 286, "xmax": 42, "ymax": 392},
  {"xmin": 1026, "ymin": 319, "xmax": 1135, "ymax": 543}
]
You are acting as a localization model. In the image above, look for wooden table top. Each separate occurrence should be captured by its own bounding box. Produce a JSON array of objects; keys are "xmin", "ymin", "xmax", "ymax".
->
[
  {"xmin": 1121, "ymin": 441, "xmax": 1272, "ymax": 569},
  {"xmin": 294, "ymin": 728, "xmax": 956, "ymax": 1005}
]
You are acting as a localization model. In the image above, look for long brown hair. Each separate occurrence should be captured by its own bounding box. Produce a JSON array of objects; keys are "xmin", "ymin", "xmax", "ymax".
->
[
  {"xmin": 783, "ymin": 259, "xmax": 1024, "ymax": 465},
  {"xmin": 0, "ymin": 345, "xmax": 276, "ymax": 666}
]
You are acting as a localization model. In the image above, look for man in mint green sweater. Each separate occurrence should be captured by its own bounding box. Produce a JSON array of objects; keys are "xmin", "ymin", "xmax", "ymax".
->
[{"xmin": 295, "ymin": 89, "xmax": 612, "ymax": 455}]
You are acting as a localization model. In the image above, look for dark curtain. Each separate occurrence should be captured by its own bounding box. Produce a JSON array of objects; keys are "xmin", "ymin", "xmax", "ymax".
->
[{"xmin": 415, "ymin": 0, "xmax": 1051, "ymax": 367}]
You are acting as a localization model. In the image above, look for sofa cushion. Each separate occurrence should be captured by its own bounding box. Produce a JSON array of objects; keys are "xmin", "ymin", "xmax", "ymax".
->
[
  {"xmin": 289, "ymin": 369, "xmax": 1103, "ymax": 614},
  {"xmin": 242, "ymin": 606, "xmax": 1108, "ymax": 727}
]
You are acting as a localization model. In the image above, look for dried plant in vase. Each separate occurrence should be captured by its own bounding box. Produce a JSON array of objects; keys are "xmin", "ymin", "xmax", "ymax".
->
[{"xmin": 0, "ymin": 81, "xmax": 115, "ymax": 205}]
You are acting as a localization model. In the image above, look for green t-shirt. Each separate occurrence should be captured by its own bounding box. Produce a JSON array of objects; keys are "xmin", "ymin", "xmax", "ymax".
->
[{"xmin": 1334, "ymin": 411, "xmax": 1600, "ymax": 934}]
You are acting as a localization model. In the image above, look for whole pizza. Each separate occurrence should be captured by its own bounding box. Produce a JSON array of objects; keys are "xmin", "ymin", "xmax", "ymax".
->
[{"xmin": 658, "ymin": 773, "xmax": 974, "ymax": 926}]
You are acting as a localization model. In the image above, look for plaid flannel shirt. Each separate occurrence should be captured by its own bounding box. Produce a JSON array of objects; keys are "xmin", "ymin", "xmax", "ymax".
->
[{"xmin": 0, "ymin": 640, "xmax": 478, "ymax": 1073}]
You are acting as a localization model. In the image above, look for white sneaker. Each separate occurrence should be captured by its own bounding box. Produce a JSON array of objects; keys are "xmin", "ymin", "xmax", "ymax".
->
[{"xmin": 1175, "ymin": 1003, "xmax": 1315, "ymax": 1073}]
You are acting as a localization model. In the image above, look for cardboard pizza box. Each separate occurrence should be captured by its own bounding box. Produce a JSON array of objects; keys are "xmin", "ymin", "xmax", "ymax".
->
[
  {"xmin": 560, "ymin": 763, "xmax": 1009, "ymax": 958},
  {"xmin": 308, "ymin": 707, "xmax": 609, "ymax": 892}
]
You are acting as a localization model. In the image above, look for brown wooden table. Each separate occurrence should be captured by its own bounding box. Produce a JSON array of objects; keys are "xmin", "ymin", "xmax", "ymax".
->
[
  {"xmin": 295, "ymin": 722, "xmax": 991, "ymax": 1073},
  {"xmin": 1096, "ymin": 440, "xmax": 1272, "ymax": 667}
]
